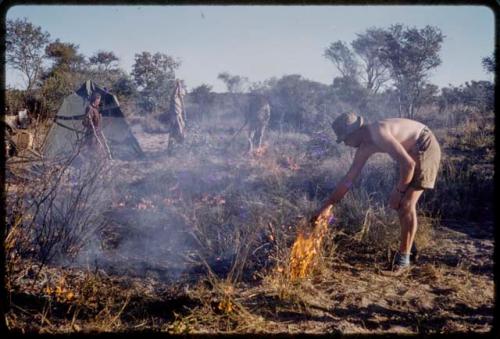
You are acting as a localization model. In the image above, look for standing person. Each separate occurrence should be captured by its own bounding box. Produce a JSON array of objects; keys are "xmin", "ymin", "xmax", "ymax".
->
[
  {"xmin": 314, "ymin": 112, "xmax": 441, "ymax": 275},
  {"xmin": 159, "ymin": 79, "xmax": 187, "ymax": 154},
  {"xmin": 82, "ymin": 92, "xmax": 112, "ymax": 159}
]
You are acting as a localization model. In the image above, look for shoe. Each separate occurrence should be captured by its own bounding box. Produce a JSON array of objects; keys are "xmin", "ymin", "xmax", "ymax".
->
[
  {"xmin": 410, "ymin": 242, "xmax": 418, "ymax": 263},
  {"xmin": 381, "ymin": 263, "xmax": 411, "ymax": 277},
  {"xmin": 391, "ymin": 263, "xmax": 411, "ymax": 276}
]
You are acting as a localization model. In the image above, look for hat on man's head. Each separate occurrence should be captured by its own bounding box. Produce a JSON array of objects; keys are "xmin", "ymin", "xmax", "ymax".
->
[
  {"xmin": 331, "ymin": 112, "xmax": 364, "ymax": 143},
  {"xmin": 90, "ymin": 92, "xmax": 101, "ymax": 102}
]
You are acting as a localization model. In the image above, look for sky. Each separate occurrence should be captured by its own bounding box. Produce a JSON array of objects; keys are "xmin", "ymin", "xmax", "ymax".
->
[{"xmin": 5, "ymin": 5, "xmax": 495, "ymax": 92}]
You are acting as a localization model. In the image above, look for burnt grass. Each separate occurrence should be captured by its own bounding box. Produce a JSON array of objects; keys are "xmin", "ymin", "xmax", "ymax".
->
[{"xmin": 4, "ymin": 118, "xmax": 494, "ymax": 334}]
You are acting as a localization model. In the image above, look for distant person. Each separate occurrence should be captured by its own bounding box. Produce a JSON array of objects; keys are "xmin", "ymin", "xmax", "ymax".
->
[
  {"xmin": 228, "ymin": 93, "xmax": 271, "ymax": 154},
  {"xmin": 17, "ymin": 108, "xmax": 29, "ymax": 129},
  {"xmin": 159, "ymin": 79, "xmax": 187, "ymax": 154},
  {"xmin": 245, "ymin": 94, "xmax": 271, "ymax": 153},
  {"xmin": 82, "ymin": 92, "xmax": 112, "ymax": 159},
  {"xmin": 314, "ymin": 112, "xmax": 441, "ymax": 275}
]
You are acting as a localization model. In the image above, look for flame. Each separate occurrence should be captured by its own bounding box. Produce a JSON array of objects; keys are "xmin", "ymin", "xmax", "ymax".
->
[
  {"xmin": 44, "ymin": 276, "xmax": 75, "ymax": 302},
  {"xmin": 252, "ymin": 145, "xmax": 268, "ymax": 157},
  {"xmin": 218, "ymin": 299, "xmax": 233, "ymax": 314},
  {"xmin": 288, "ymin": 206, "xmax": 333, "ymax": 280}
]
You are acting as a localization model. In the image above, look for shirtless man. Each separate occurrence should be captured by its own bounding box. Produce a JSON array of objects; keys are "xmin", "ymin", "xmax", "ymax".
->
[{"xmin": 315, "ymin": 112, "xmax": 441, "ymax": 274}]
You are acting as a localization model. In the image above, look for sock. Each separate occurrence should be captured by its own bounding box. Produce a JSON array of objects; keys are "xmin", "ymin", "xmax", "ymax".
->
[{"xmin": 395, "ymin": 252, "xmax": 410, "ymax": 267}]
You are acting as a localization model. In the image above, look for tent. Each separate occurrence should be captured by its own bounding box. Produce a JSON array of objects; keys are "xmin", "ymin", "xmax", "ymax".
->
[{"xmin": 42, "ymin": 80, "xmax": 144, "ymax": 160}]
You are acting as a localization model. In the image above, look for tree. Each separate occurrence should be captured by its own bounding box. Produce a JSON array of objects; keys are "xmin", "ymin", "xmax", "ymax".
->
[
  {"xmin": 351, "ymin": 28, "xmax": 390, "ymax": 94},
  {"xmin": 379, "ymin": 24, "xmax": 444, "ymax": 119},
  {"xmin": 131, "ymin": 51, "xmax": 180, "ymax": 114},
  {"xmin": 6, "ymin": 17, "xmax": 50, "ymax": 93},
  {"xmin": 38, "ymin": 40, "xmax": 87, "ymax": 118},
  {"xmin": 324, "ymin": 41, "xmax": 359, "ymax": 80},
  {"xmin": 461, "ymin": 81, "xmax": 494, "ymax": 113},
  {"xmin": 44, "ymin": 39, "xmax": 86, "ymax": 75},
  {"xmin": 112, "ymin": 74, "xmax": 137, "ymax": 98},
  {"xmin": 190, "ymin": 84, "xmax": 215, "ymax": 106},
  {"xmin": 189, "ymin": 84, "xmax": 215, "ymax": 120},
  {"xmin": 482, "ymin": 53, "xmax": 495, "ymax": 74},
  {"xmin": 217, "ymin": 72, "xmax": 249, "ymax": 93},
  {"xmin": 331, "ymin": 76, "xmax": 369, "ymax": 114},
  {"xmin": 413, "ymin": 83, "xmax": 439, "ymax": 112},
  {"xmin": 89, "ymin": 50, "xmax": 119, "ymax": 71},
  {"xmin": 268, "ymin": 74, "xmax": 328, "ymax": 132}
]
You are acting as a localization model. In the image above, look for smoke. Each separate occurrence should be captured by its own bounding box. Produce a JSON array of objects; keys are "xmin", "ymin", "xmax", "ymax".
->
[{"xmin": 33, "ymin": 105, "xmax": 358, "ymax": 285}]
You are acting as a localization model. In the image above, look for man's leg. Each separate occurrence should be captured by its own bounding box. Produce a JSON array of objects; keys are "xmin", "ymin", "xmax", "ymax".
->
[{"xmin": 398, "ymin": 187, "xmax": 424, "ymax": 255}]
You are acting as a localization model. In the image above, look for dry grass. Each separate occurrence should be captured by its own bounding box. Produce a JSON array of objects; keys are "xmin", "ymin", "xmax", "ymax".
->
[{"xmin": 4, "ymin": 107, "xmax": 494, "ymax": 334}]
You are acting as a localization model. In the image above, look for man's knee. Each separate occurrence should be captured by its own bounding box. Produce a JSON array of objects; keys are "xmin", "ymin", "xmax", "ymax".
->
[{"xmin": 398, "ymin": 199, "xmax": 416, "ymax": 216}]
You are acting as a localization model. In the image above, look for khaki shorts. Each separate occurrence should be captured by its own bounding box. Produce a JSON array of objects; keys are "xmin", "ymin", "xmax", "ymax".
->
[{"xmin": 409, "ymin": 127, "xmax": 441, "ymax": 190}]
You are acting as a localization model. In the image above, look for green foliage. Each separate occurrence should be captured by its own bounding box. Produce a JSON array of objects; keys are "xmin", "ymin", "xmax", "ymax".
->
[
  {"xmin": 268, "ymin": 75, "xmax": 332, "ymax": 133},
  {"xmin": 89, "ymin": 50, "xmax": 119, "ymax": 71},
  {"xmin": 217, "ymin": 72, "xmax": 249, "ymax": 93},
  {"xmin": 131, "ymin": 51, "xmax": 180, "ymax": 114},
  {"xmin": 482, "ymin": 53, "xmax": 495, "ymax": 74},
  {"xmin": 324, "ymin": 41, "xmax": 359, "ymax": 80},
  {"xmin": 38, "ymin": 72, "xmax": 75, "ymax": 118},
  {"xmin": 6, "ymin": 17, "xmax": 51, "ymax": 93},
  {"xmin": 44, "ymin": 39, "xmax": 86, "ymax": 75},
  {"xmin": 331, "ymin": 76, "xmax": 369, "ymax": 114},
  {"xmin": 351, "ymin": 27, "xmax": 391, "ymax": 94},
  {"xmin": 438, "ymin": 81, "xmax": 494, "ymax": 126},
  {"xmin": 5, "ymin": 88, "xmax": 27, "ymax": 114},
  {"xmin": 37, "ymin": 40, "xmax": 88, "ymax": 118},
  {"xmin": 379, "ymin": 24, "xmax": 444, "ymax": 119},
  {"xmin": 189, "ymin": 84, "xmax": 216, "ymax": 120},
  {"xmin": 111, "ymin": 74, "xmax": 138, "ymax": 99}
]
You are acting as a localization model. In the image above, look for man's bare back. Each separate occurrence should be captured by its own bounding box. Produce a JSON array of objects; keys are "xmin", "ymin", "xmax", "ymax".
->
[{"xmin": 367, "ymin": 118, "xmax": 427, "ymax": 155}]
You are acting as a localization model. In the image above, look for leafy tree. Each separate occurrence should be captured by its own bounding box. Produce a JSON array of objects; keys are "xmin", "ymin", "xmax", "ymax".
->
[
  {"xmin": 112, "ymin": 74, "xmax": 137, "ymax": 98},
  {"xmin": 6, "ymin": 17, "xmax": 50, "ymax": 93},
  {"xmin": 190, "ymin": 84, "xmax": 215, "ymax": 106},
  {"xmin": 351, "ymin": 28, "xmax": 390, "ymax": 94},
  {"xmin": 89, "ymin": 50, "xmax": 119, "ymax": 71},
  {"xmin": 38, "ymin": 40, "xmax": 87, "ymax": 117},
  {"xmin": 461, "ymin": 81, "xmax": 494, "ymax": 113},
  {"xmin": 331, "ymin": 76, "xmax": 369, "ymax": 114},
  {"xmin": 324, "ymin": 41, "xmax": 359, "ymax": 80},
  {"xmin": 268, "ymin": 74, "xmax": 329, "ymax": 132},
  {"xmin": 379, "ymin": 24, "xmax": 444, "ymax": 119},
  {"xmin": 438, "ymin": 85, "xmax": 463, "ymax": 114},
  {"xmin": 44, "ymin": 39, "xmax": 86, "ymax": 76},
  {"xmin": 249, "ymin": 77, "xmax": 278, "ymax": 93},
  {"xmin": 217, "ymin": 72, "xmax": 249, "ymax": 93},
  {"xmin": 482, "ymin": 53, "xmax": 495, "ymax": 74},
  {"xmin": 188, "ymin": 84, "xmax": 215, "ymax": 120},
  {"xmin": 413, "ymin": 83, "xmax": 439, "ymax": 112},
  {"xmin": 131, "ymin": 51, "xmax": 180, "ymax": 114}
]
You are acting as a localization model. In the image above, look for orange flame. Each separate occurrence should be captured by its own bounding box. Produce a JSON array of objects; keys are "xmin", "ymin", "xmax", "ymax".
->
[{"xmin": 289, "ymin": 206, "xmax": 333, "ymax": 280}]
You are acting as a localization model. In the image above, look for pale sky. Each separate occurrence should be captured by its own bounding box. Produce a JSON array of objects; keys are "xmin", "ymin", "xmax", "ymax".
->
[{"xmin": 5, "ymin": 5, "xmax": 495, "ymax": 92}]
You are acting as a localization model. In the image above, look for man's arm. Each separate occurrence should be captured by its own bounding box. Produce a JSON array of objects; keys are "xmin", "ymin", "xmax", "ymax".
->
[{"xmin": 319, "ymin": 144, "xmax": 375, "ymax": 210}]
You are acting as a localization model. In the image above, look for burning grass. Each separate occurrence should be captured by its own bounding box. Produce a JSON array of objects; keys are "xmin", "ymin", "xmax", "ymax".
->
[{"xmin": 288, "ymin": 206, "xmax": 334, "ymax": 280}]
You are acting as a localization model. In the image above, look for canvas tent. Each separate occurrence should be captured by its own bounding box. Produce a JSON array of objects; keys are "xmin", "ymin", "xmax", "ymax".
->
[{"xmin": 42, "ymin": 80, "xmax": 143, "ymax": 160}]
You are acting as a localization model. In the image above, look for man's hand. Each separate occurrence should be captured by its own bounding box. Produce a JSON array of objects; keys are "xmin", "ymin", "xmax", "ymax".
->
[
  {"xmin": 311, "ymin": 204, "xmax": 334, "ymax": 224},
  {"xmin": 389, "ymin": 187, "xmax": 404, "ymax": 210}
]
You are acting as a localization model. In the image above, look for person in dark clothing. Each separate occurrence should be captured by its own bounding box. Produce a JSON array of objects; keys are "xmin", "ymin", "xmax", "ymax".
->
[{"xmin": 82, "ymin": 92, "xmax": 111, "ymax": 159}]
